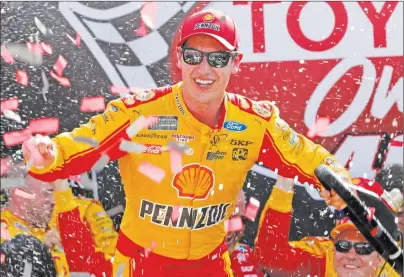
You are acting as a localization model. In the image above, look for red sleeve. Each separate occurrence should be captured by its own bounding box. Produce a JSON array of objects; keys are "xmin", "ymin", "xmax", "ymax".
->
[
  {"xmin": 57, "ymin": 207, "xmax": 112, "ymax": 277},
  {"xmin": 231, "ymin": 245, "xmax": 264, "ymax": 277}
]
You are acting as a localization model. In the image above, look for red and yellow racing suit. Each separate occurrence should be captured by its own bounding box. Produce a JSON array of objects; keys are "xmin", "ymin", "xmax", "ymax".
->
[
  {"xmin": 254, "ymin": 187, "xmax": 400, "ymax": 277},
  {"xmin": 230, "ymin": 243, "xmax": 264, "ymax": 277},
  {"xmin": 29, "ymin": 81, "xmax": 349, "ymax": 276}
]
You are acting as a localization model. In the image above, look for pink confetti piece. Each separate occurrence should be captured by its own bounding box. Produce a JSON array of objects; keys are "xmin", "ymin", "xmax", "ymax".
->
[
  {"xmin": 390, "ymin": 140, "xmax": 403, "ymax": 147},
  {"xmin": 29, "ymin": 117, "xmax": 60, "ymax": 135},
  {"xmin": 69, "ymin": 175, "xmax": 82, "ymax": 182},
  {"xmin": 144, "ymin": 241, "xmax": 157, "ymax": 258},
  {"xmin": 1, "ymin": 223, "xmax": 11, "ymax": 241},
  {"xmin": 14, "ymin": 188, "xmax": 36, "ymax": 199},
  {"xmin": 75, "ymin": 33, "xmax": 81, "ymax": 47},
  {"xmin": 138, "ymin": 162, "xmax": 165, "ymax": 183},
  {"xmin": 171, "ymin": 204, "xmax": 180, "ymax": 223},
  {"xmin": 1, "ymin": 158, "xmax": 10, "ymax": 176},
  {"xmin": 110, "ymin": 85, "xmax": 130, "ymax": 96},
  {"xmin": 16, "ymin": 70, "xmax": 28, "ymax": 86},
  {"xmin": 50, "ymin": 70, "xmax": 71, "ymax": 87},
  {"xmin": 53, "ymin": 55, "xmax": 67, "ymax": 77},
  {"xmin": 224, "ymin": 216, "xmax": 244, "ymax": 233},
  {"xmin": 170, "ymin": 147, "xmax": 182, "ymax": 174},
  {"xmin": 0, "ymin": 253, "xmax": 5, "ymax": 264},
  {"xmin": 136, "ymin": 19, "xmax": 148, "ymax": 37},
  {"xmin": 3, "ymin": 129, "xmax": 32, "ymax": 147},
  {"xmin": 1, "ymin": 44, "xmax": 15, "ymax": 64},
  {"xmin": 367, "ymin": 207, "xmax": 376, "ymax": 221},
  {"xmin": 244, "ymin": 197, "xmax": 260, "ymax": 222},
  {"xmin": 126, "ymin": 116, "xmax": 158, "ymax": 138},
  {"xmin": 1, "ymin": 98, "xmax": 18, "ymax": 113},
  {"xmin": 140, "ymin": 1, "xmax": 157, "ymax": 29},
  {"xmin": 26, "ymin": 42, "xmax": 44, "ymax": 55},
  {"xmin": 80, "ymin": 96, "xmax": 106, "ymax": 112},
  {"xmin": 22, "ymin": 140, "xmax": 44, "ymax": 165},
  {"xmin": 307, "ymin": 117, "xmax": 330, "ymax": 138},
  {"xmin": 40, "ymin": 42, "xmax": 52, "ymax": 55}
]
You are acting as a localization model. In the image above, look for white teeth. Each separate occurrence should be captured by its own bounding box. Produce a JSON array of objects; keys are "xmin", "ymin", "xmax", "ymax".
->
[
  {"xmin": 344, "ymin": 265, "xmax": 358, "ymax": 269},
  {"xmin": 195, "ymin": 79, "xmax": 214, "ymax": 85}
]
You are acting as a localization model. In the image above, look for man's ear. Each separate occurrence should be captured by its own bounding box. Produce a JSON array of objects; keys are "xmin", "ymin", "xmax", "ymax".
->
[
  {"xmin": 176, "ymin": 47, "xmax": 182, "ymax": 70},
  {"xmin": 231, "ymin": 52, "xmax": 243, "ymax": 74}
]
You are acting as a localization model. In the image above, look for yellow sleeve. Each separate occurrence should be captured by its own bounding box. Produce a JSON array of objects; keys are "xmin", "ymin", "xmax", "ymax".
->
[
  {"xmin": 257, "ymin": 101, "xmax": 351, "ymax": 189},
  {"xmin": 29, "ymin": 98, "xmax": 132, "ymax": 182}
]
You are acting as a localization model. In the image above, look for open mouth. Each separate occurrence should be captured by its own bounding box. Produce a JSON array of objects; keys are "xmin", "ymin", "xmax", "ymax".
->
[
  {"xmin": 343, "ymin": 264, "xmax": 360, "ymax": 269},
  {"xmin": 194, "ymin": 78, "xmax": 215, "ymax": 88}
]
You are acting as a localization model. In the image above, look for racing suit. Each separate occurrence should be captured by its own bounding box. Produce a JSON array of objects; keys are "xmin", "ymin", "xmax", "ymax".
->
[
  {"xmin": 230, "ymin": 243, "xmax": 264, "ymax": 277},
  {"xmin": 29, "ymin": 81, "xmax": 349, "ymax": 276},
  {"xmin": 254, "ymin": 186, "xmax": 400, "ymax": 277}
]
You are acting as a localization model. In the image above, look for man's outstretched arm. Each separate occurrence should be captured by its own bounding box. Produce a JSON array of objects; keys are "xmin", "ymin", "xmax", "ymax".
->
[{"xmin": 26, "ymin": 98, "xmax": 132, "ymax": 182}]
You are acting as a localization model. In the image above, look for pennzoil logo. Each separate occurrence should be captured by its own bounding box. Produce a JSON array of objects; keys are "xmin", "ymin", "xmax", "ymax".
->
[
  {"xmin": 122, "ymin": 95, "xmax": 135, "ymax": 106},
  {"xmin": 135, "ymin": 89, "xmax": 155, "ymax": 101},
  {"xmin": 139, "ymin": 199, "xmax": 230, "ymax": 230},
  {"xmin": 172, "ymin": 164, "xmax": 214, "ymax": 200},
  {"xmin": 203, "ymin": 13, "xmax": 215, "ymax": 22},
  {"xmin": 252, "ymin": 101, "xmax": 272, "ymax": 119}
]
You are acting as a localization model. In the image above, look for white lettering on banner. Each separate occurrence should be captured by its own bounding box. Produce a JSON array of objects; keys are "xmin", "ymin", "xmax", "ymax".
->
[
  {"xmin": 384, "ymin": 134, "xmax": 404, "ymax": 166},
  {"xmin": 333, "ymin": 134, "xmax": 383, "ymax": 179},
  {"xmin": 304, "ymin": 57, "xmax": 376, "ymax": 137}
]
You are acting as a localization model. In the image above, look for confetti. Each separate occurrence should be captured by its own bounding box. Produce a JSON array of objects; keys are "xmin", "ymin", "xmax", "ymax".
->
[
  {"xmin": 2, "ymin": 109, "xmax": 21, "ymax": 123},
  {"xmin": 3, "ymin": 129, "xmax": 32, "ymax": 147},
  {"xmin": 144, "ymin": 241, "xmax": 157, "ymax": 258},
  {"xmin": 168, "ymin": 141, "xmax": 191, "ymax": 154},
  {"xmin": 136, "ymin": 19, "xmax": 148, "ymax": 37},
  {"xmin": 140, "ymin": 1, "xmax": 157, "ymax": 29},
  {"xmin": 367, "ymin": 207, "xmax": 376, "ymax": 221},
  {"xmin": 224, "ymin": 216, "xmax": 244, "ymax": 233},
  {"xmin": 34, "ymin": 16, "xmax": 52, "ymax": 36},
  {"xmin": 91, "ymin": 154, "xmax": 110, "ymax": 173},
  {"xmin": 53, "ymin": 55, "xmax": 68, "ymax": 76},
  {"xmin": 1, "ymin": 223, "xmax": 10, "ymax": 241},
  {"xmin": 1, "ymin": 44, "xmax": 15, "ymax": 64},
  {"xmin": 171, "ymin": 204, "xmax": 180, "ymax": 223},
  {"xmin": 1, "ymin": 158, "xmax": 10, "ymax": 176},
  {"xmin": 29, "ymin": 117, "xmax": 59, "ymax": 135},
  {"xmin": 50, "ymin": 70, "xmax": 71, "ymax": 87},
  {"xmin": 110, "ymin": 85, "xmax": 130, "ymax": 96},
  {"xmin": 68, "ymin": 175, "xmax": 82, "ymax": 182},
  {"xmin": 73, "ymin": 136, "xmax": 100, "ymax": 148},
  {"xmin": 41, "ymin": 42, "xmax": 52, "ymax": 55},
  {"xmin": 106, "ymin": 205, "xmax": 124, "ymax": 217},
  {"xmin": 0, "ymin": 253, "xmax": 5, "ymax": 264},
  {"xmin": 170, "ymin": 147, "xmax": 182, "ymax": 174},
  {"xmin": 307, "ymin": 117, "xmax": 330, "ymax": 138},
  {"xmin": 75, "ymin": 33, "xmax": 81, "ymax": 47},
  {"xmin": 80, "ymin": 96, "xmax": 106, "ymax": 112},
  {"xmin": 16, "ymin": 70, "xmax": 28, "ymax": 86},
  {"xmin": 126, "ymin": 116, "xmax": 158, "ymax": 138},
  {"xmin": 119, "ymin": 140, "xmax": 144, "ymax": 154},
  {"xmin": 40, "ymin": 69, "xmax": 49, "ymax": 101},
  {"xmin": 6, "ymin": 43, "xmax": 43, "ymax": 66},
  {"xmin": 14, "ymin": 189, "xmax": 35, "ymax": 200},
  {"xmin": 1, "ymin": 98, "xmax": 18, "ymax": 113},
  {"xmin": 26, "ymin": 42, "xmax": 44, "ymax": 55},
  {"xmin": 1, "ymin": 178, "xmax": 27, "ymax": 189},
  {"xmin": 22, "ymin": 261, "xmax": 32, "ymax": 277},
  {"xmin": 244, "ymin": 197, "xmax": 260, "ymax": 221},
  {"xmin": 91, "ymin": 170, "xmax": 99, "ymax": 200},
  {"xmin": 138, "ymin": 162, "xmax": 165, "ymax": 183}
]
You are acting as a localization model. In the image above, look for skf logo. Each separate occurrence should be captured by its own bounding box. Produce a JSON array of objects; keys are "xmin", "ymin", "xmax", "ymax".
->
[
  {"xmin": 232, "ymin": 148, "xmax": 248, "ymax": 161},
  {"xmin": 172, "ymin": 164, "xmax": 214, "ymax": 200},
  {"xmin": 203, "ymin": 13, "xmax": 214, "ymax": 22},
  {"xmin": 230, "ymin": 139, "xmax": 253, "ymax": 146}
]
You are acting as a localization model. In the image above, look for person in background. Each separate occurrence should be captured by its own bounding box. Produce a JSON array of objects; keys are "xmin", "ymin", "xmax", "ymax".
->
[
  {"xmin": 254, "ymin": 176, "xmax": 401, "ymax": 277},
  {"xmin": 226, "ymin": 190, "xmax": 264, "ymax": 277}
]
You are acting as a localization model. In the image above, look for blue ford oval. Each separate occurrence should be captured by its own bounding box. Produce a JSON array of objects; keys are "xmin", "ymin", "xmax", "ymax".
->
[{"xmin": 223, "ymin": 121, "xmax": 247, "ymax": 132}]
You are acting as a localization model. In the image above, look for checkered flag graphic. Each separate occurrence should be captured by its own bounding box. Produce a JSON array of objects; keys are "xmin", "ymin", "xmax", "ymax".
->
[{"xmin": 59, "ymin": 1, "xmax": 197, "ymax": 89}]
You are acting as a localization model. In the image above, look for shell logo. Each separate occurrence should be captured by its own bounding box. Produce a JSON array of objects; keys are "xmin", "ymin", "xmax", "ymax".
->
[
  {"xmin": 203, "ymin": 13, "xmax": 215, "ymax": 22},
  {"xmin": 172, "ymin": 163, "xmax": 215, "ymax": 200}
]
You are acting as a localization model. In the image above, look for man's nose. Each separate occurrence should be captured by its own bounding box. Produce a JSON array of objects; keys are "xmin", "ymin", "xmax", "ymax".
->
[{"xmin": 196, "ymin": 56, "xmax": 211, "ymax": 74}]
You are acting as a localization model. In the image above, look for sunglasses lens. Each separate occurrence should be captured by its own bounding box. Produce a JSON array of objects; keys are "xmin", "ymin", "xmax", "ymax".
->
[
  {"xmin": 183, "ymin": 49, "xmax": 202, "ymax": 65},
  {"xmin": 335, "ymin": 240, "xmax": 351, "ymax": 253},
  {"xmin": 208, "ymin": 52, "xmax": 230, "ymax": 68},
  {"xmin": 354, "ymin": 242, "xmax": 374, "ymax": 255}
]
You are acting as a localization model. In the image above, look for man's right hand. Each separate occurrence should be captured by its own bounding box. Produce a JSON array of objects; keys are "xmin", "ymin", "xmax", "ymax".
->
[{"xmin": 22, "ymin": 134, "xmax": 56, "ymax": 167}]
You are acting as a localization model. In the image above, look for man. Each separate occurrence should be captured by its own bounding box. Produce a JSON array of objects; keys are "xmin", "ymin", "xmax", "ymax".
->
[
  {"xmin": 1, "ymin": 174, "xmax": 113, "ymax": 276},
  {"xmin": 254, "ymin": 176, "xmax": 401, "ymax": 277},
  {"xmin": 23, "ymin": 9, "xmax": 350, "ymax": 276},
  {"xmin": 227, "ymin": 191, "xmax": 264, "ymax": 277}
]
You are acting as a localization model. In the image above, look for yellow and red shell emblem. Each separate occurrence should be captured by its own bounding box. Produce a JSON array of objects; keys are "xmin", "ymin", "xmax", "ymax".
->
[
  {"xmin": 172, "ymin": 164, "xmax": 215, "ymax": 200},
  {"xmin": 203, "ymin": 13, "xmax": 215, "ymax": 22},
  {"xmin": 252, "ymin": 101, "xmax": 272, "ymax": 118}
]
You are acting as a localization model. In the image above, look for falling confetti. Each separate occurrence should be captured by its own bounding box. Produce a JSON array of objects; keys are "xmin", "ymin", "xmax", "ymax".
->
[
  {"xmin": 40, "ymin": 42, "xmax": 52, "ymax": 55},
  {"xmin": 53, "ymin": 55, "xmax": 68, "ymax": 76},
  {"xmin": 307, "ymin": 117, "xmax": 330, "ymax": 138},
  {"xmin": 126, "ymin": 116, "xmax": 158, "ymax": 138},
  {"xmin": 0, "ymin": 253, "xmax": 5, "ymax": 264},
  {"xmin": 73, "ymin": 136, "xmax": 100, "ymax": 148},
  {"xmin": 1, "ymin": 158, "xmax": 10, "ymax": 176},
  {"xmin": 140, "ymin": 1, "xmax": 157, "ymax": 29},
  {"xmin": 171, "ymin": 204, "xmax": 181, "ymax": 223},
  {"xmin": 66, "ymin": 32, "xmax": 81, "ymax": 47},
  {"xmin": 22, "ymin": 261, "xmax": 32, "ymax": 277},
  {"xmin": 1, "ymin": 223, "xmax": 11, "ymax": 241},
  {"xmin": 136, "ymin": 19, "xmax": 148, "ymax": 37},
  {"xmin": 3, "ymin": 129, "xmax": 32, "ymax": 147},
  {"xmin": 244, "ymin": 197, "xmax": 260, "ymax": 221},
  {"xmin": 144, "ymin": 241, "xmax": 157, "ymax": 258},
  {"xmin": 119, "ymin": 140, "xmax": 144, "ymax": 153},
  {"xmin": 50, "ymin": 70, "xmax": 71, "ymax": 87},
  {"xmin": 91, "ymin": 154, "xmax": 110, "ymax": 172},
  {"xmin": 34, "ymin": 16, "xmax": 52, "ymax": 36},
  {"xmin": 115, "ymin": 263, "xmax": 125, "ymax": 277},
  {"xmin": 1, "ymin": 178, "xmax": 27, "ymax": 189},
  {"xmin": 1, "ymin": 98, "xmax": 18, "ymax": 113},
  {"xmin": 169, "ymin": 147, "xmax": 182, "ymax": 174},
  {"xmin": 26, "ymin": 42, "xmax": 44, "ymax": 55},
  {"xmin": 68, "ymin": 175, "xmax": 82, "ymax": 182},
  {"xmin": 1, "ymin": 44, "xmax": 15, "ymax": 64},
  {"xmin": 138, "ymin": 162, "xmax": 165, "ymax": 183},
  {"xmin": 40, "ymin": 69, "xmax": 49, "ymax": 101},
  {"xmin": 167, "ymin": 141, "xmax": 191, "ymax": 154},
  {"xmin": 106, "ymin": 205, "xmax": 124, "ymax": 217},
  {"xmin": 16, "ymin": 70, "xmax": 28, "ymax": 86},
  {"xmin": 2, "ymin": 109, "xmax": 21, "ymax": 123},
  {"xmin": 14, "ymin": 189, "xmax": 35, "ymax": 200},
  {"xmin": 80, "ymin": 96, "xmax": 106, "ymax": 112},
  {"xmin": 6, "ymin": 43, "xmax": 43, "ymax": 66},
  {"xmin": 91, "ymin": 169, "xmax": 99, "ymax": 200},
  {"xmin": 110, "ymin": 85, "xmax": 130, "ymax": 96},
  {"xmin": 29, "ymin": 117, "xmax": 59, "ymax": 135},
  {"xmin": 224, "ymin": 216, "xmax": 243, "ymax": 232}
]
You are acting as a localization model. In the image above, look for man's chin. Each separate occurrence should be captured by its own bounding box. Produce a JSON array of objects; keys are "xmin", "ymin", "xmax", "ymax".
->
[{"xmin": 335, "ymin": 266, "xmax": 362, "ymax": 277}]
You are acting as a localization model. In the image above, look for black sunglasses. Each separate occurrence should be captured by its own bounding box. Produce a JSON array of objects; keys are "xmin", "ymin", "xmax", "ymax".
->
[
  {"xmin": 180, "ymin": 47, "xmax": 238, "ymax": 68},
  {"xmin": 334, "ymin": 240, "xmax": 375, "ymax": 255}
]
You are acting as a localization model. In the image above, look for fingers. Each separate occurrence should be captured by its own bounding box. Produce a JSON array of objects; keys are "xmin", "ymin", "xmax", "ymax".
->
[{"xmin": 320, "ymin": 189, "xmax": 331, "ymax": 200}]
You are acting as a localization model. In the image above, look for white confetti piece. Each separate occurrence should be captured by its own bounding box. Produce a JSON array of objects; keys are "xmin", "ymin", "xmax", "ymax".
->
[
  {"xmin": 29, "ymin": 117, "xmax": 59, "ymax": 135},
  {"xmin": 6, "ymin": 43, "xmax": 43, "ymax": 66},
  {"xmin": 126, "ymin": 116, "xmax": 158, "ymax": 138},
  {"xmin": 91, "ymin": 170, "xmax": 99, "ymax": 200},
  {"xmin": 0, "ymin": 178, "xmax": 26, "ymax": 189},
  {"xmin": 138, "ymin": 162, "xmax": 165, "ymax": 183},
  {"xmin": 34, "ymin": 16, "xmax": 52, "ymax": 36},
  {"xmin": 73, "ymin": 136, "xmax": 100, "ymax": 148},
  {"xmin": 307, "ymin": 117, "xmax": 330, "ymax": 138},
  {"xmin": 40, "ymin": 69, "xmax": 49, "ymax": 101},
  {"xmin": 14, "ymin": 188, "xmax": 35, "ymax": 199},
  {"xmin": 224, "ymin": 216, "xmax": 243, "ymax": 233},
  {"xmin": 167, "ymin": 141, "xmax": 191, "ymax": 154},
  {"xmin": 170, "ymin": 148, "xmax": 182, "ymax": 174},
  {"xmin": 22, "ymin": 261, "xmax": 32, "ymax": 277},
  {"xmin": 91, "ymin": 154, "xmax": 110, "ymax": 173},
  {"xmin": 119, "ymin": 140, "xmax": 144, "ymax": 153},
  {"xmin": 106, "ymin": 205, "xmax": 124, "ymax": 217},
  {"xmin": 80, "ymin": 96, "xmax": 106, "ymax": 112},
  {"xmin": 244, "ymin": 197, "xmax": 260, "ymax": 221},
  {"xmin": 115, "ymin": 263, "xmax": 125, "ymax": 277},
  {"xmin": 2, "ymin": 109, "xmax": 21, "ymax": 122}
]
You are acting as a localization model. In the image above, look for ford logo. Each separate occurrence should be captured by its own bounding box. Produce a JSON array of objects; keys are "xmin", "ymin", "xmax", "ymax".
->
[{"xmin": 223, "ymin": 121, "xmax": 247, "ymax": 132}]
